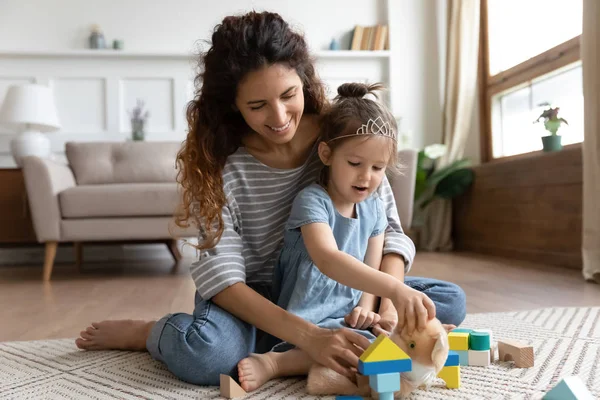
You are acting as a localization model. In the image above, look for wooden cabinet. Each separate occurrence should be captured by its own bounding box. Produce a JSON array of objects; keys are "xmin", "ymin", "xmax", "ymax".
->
[{"xmin": 0, "ymin": 169, "xmax": 37, "ymax": 243}]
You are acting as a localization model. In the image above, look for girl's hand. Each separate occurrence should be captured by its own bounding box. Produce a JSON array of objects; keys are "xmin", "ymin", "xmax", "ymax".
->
[
  {"xmin": 371, "ymin": 310, "xmax": 398, "ymax": 336},
  {"xmin": 392, "ymin": 284, "xmax": 436, "ymax": 335},
  {"xmin": 344, "ymin": 306, "xmax": 381, "ymax": 330},
  {"xmin": 303, "ymin": 327, "xmax": 371, "ymax": 380}
]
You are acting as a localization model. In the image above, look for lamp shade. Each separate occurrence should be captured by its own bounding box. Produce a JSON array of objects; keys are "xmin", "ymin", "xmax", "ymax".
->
[{"xmin": 0, "ymin": 84, "xmax": 61, "ymax": 133}]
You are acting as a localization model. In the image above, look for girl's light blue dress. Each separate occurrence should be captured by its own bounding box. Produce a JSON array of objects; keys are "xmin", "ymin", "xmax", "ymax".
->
[{"xmin": 272, "ymin": 183, "xmax": 388, "ymax": 346}]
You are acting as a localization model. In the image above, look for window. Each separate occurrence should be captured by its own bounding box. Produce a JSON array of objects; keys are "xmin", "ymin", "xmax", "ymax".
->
[{"xmin": 480, "ymin": 0, "xmax": 583, "ymax": 161}]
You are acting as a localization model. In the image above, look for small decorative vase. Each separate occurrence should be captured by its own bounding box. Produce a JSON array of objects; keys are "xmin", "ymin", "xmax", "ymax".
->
[
  {"xmin": 541, "ymin": 135, "xmax": 562, "ymax": 152},
  {"xmin": 329, "ymin": 38, "xmax": 341, "ymax": 50},
  {"xmin": 113, "ymin": 39, "xmax": 124, "ymax": 50},
  {"xmin": 131, "ymin": 120, "xmax": 145, "ymax": 141},
  {"xmin": 89, "ymin": 25, "xmax": 106, "ymax": 49}
]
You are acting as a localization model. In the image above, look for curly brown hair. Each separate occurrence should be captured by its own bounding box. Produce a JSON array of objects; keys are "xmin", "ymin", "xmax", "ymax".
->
[{"xmin": 174, "ymin": 11, "xmax": 327, "ymax": 250}]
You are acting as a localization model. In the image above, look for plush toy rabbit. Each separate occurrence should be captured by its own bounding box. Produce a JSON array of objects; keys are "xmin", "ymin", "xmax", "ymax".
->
[{"xmin": 306, "ymin": 318, "xmax": 450, "ymax": 398}]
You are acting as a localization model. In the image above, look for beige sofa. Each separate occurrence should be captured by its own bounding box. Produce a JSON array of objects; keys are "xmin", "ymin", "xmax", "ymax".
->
[
  {"xmin": 22, "ymin": 142, "xmax": 417, "ymax": 281},
  {"xmin": 22, "ymin": 142, "xmax": 197, "ymax": 281}
]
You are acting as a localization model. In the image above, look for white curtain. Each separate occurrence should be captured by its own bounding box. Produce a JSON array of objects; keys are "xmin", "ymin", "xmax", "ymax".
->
[
  {"xmin": 581, "ymin": 0, "xmax": 600, "ymax": 283},
  {"xmin": 421, "ymin": 0, "xmax": 480, "ymax": 251}
]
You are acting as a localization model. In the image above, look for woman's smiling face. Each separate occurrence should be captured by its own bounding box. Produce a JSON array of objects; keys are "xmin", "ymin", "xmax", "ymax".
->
[{"xmin": 235, "ymin": 63, "xmax": 305, "ymax": 145}]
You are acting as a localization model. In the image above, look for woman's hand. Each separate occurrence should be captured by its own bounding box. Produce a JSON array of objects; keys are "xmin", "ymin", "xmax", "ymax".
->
[
  {"xmin": 344, "ymin": 306, "xmax": 381, "ymax": 330},
  {"xmin": 392, "ymin": 284, "xmax": 436, "ymax": 335},
  {"xmin": 302, "ymin": 327, "xmax": 371, "ymax": 380}
]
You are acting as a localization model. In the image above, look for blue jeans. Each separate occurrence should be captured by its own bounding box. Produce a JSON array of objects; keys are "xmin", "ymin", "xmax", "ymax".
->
[
  {"xmin": 146, "ymin": 278, "xmax": 466, "ymax": 385},
  {"xmin": 404, "ymin": 276, "xmax": 466, "ymax": 327}
]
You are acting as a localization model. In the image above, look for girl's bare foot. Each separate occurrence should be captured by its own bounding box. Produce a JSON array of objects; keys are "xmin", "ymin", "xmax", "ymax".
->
[
  {"xmin": 237, "ymin": 353, "xmax": 277, "ymax": 392},
  {"xmin": 75, "ymin": 320, "xmax": 155, "ymax": 351}
]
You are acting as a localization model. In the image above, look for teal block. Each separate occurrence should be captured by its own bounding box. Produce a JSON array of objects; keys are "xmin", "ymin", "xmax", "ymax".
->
[
  {"xmin": 543, "ymin": 376, "xmax": 595, "ymax": 400},
  {"xmin": 378, "ymin": 393, "xmax": 394, "ymax": 400},
  {"xmin": 369, "ymin": 372, "xmax": 400, "ymax": 393},
  {"xmin": 335, "ymin": 397, "xmax": 364, "ymax": 400},
  {"xmin": 451, "ymin": 328, "xmax": 473, "ymax": 334},
  {"xmin": 445, "ymin": 350, "xmax": 460, "ymax": 366},
  {"xmin": 470, "ymin": 331, "xmax": 491, "ymax": 351},
  {"xmin": 456, "ymin": 350, "xmax": 469, "ymax": 366},
  {"xmin": 358, "ymin": 358, "xmax": 412, "ymax": 375}
]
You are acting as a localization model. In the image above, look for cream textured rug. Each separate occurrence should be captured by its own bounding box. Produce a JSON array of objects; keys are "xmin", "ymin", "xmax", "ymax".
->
[{"xmin": 1, "ymin": 307, "xmax": 599, "ymax": 400}]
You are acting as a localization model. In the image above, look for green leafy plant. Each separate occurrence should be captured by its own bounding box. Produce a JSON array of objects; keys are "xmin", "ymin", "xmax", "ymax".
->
[
  {"xmin": 534, "ymin": 102, "xmax": 568, "ymax": 136},
  {"xmin": 414, "ymin": 144, "xmax": 474, "ymax": 211}
]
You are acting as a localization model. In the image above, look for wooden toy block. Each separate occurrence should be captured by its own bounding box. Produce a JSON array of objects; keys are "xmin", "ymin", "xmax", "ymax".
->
[
  {"xmin": 473, "ymin": 328, "xmax": 493, "ymax": 343},
  {"xmin": 445, "ymin": 350, "xmax": 460, "ymax": 366},
  {"xmin": 543, "ymin": 376, "xmax": 594, "ymax": 400},
  {"xmin": 490, "ymin": 342, "xmax": 497, "ymax": 363},
  {"xmin": 448, "ymin": 332, "xmax": 469, "ymax": 351},
  {"xmin": 378, "ymin": 393, "xmax": 394, "ymax": 400},
  {"xmin": 437, "ymin": 365, "xmax": 460, "ymax": 389},
  {"xmin": 360, "ymin": 334, "xmax": 410, "ymax": 363},
  {"xmin": 456, "ymin": 350, "xmax": 469, "ymax": 366},
  {"xmin": 468, "ymin": 349, "xmax": 491, "ymax": 366},
  {"xmin": 469, "ymin": 331, "xmax": 491, "ymax": 351},
  {"xmin": 358, "ymin": 358, "xmax": 412, "ymax": 375},
  {"xmin": 369, "ymin": 372, "xmax": 401, "ymax": 393},
  {"xmin": 335, "ymin": 396, "xmax": 365, "ymax": 400},
  {"xmin": 451, "ymin": 328, "xmax": 473, "ymax": 334},
  {"xmin": 219, "ymin": 374, "xmax": 246, "ymax": 399},
  {"xmin": 498, "ymin": 339, "xmax": 534, "ymax": 368}
]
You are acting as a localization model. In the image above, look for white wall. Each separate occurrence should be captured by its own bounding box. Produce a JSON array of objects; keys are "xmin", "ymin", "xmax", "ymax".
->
[
  {"xmin": 389, "ymin": 0, "xmax": 446, "ymax": 151},
  {"xmin": 0, "ymin": 0, "xmax": 398, "ymax": 167},
  {"xmin": 0, "ymin": 0, "xmax": 455, "ymax": 152},
  {"xmin": 0, "ymin": 0, "xmax": 383, "ymax": 53}
]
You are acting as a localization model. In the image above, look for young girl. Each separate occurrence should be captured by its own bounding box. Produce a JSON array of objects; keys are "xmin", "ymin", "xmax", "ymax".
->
[{"xmin": 237, "ymin": 82, "xmax": 435, "ymax": 391}]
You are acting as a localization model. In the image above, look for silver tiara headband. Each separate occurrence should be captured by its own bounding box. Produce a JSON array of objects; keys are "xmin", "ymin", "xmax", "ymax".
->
[{"xmin": 328, "ymin": 116, "xmax": 396, "ymax": 142}]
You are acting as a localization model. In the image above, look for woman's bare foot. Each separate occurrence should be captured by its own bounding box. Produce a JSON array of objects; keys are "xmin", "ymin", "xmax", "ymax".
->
[
  {"xmin": 237, "ymin": 353, "xmax": 277, "ymax": 392},
  {"xmin": 75, "ymin": 320, "xmax": 155, "ymax": 351}
]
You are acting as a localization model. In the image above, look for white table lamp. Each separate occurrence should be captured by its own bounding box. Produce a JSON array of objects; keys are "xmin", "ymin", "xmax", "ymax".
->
[{"xmin": 0, "ymin": 84, "xmax": 61, "ymax": 167}]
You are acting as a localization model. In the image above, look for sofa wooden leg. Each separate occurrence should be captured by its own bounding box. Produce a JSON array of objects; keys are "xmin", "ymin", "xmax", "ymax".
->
[
  {"xmin": 74, "ymin": 242, "xmax": 83, "ymax": 272},
  {"xmin": 167, "ymin": 239, "xmax": 182, "ymax": 263},
  {"xmin": 43, "ymin": 241, "xmax": 58, "ymax": 281}
]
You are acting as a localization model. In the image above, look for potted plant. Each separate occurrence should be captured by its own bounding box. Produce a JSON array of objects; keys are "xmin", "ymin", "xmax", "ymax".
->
[
  {"xmin": 412, "ymin": 143, "xmax": 474, "ymax": 227},
  {"xmin": 534, "ymin": 102, "xmax": 568, "ymax": 152},
  {"xmin": 128, "ymin": 99, "xmax": 149, "ymax": 141}
]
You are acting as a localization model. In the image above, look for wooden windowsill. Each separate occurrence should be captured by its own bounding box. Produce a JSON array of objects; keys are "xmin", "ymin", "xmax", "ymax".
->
[{"xmin": 484, "ymin": 142, "xmax": 582, "ymax": 165}]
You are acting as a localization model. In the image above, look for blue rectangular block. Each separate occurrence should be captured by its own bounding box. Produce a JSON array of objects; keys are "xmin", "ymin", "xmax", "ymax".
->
[
  {"xmin": 369, "ymin": 372, "xmax": 401, "ymax": 393},
  {"xmin": 335, "ymin": 396, "xmax": 364, "ymax": 400},
  {"xmin": 456, "ymin": 350, "xmax": 469, "ymax": 366},
  {"xmin": 358, "ymin": 358, "xmax": 412, "ymax": 375},
  {"xmin": 445, "ymin": 350, "xmax": 460, "ymax": 366}
]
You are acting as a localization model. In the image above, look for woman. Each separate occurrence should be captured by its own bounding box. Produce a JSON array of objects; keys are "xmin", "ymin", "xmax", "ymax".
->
[{"xmin": 75, "ymin": 11, "xmax": 466, "ymax": 386}]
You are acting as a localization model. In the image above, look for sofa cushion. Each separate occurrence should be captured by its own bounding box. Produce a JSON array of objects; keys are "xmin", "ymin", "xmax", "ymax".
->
[
  {"xmin": 60, "ymin": 183, "xmax": 180, "ymax": 218},
  {"xmin": 61, "ymin": 217, "xmax": 198, "ymax": 241},
  {"xmin": 66, "ymin": 142, "xmax": 181, "ymax": 185}
]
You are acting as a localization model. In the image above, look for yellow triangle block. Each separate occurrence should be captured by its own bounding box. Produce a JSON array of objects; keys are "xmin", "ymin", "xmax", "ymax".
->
[
  {"xmin": 360, "ymin": 334, "xmax": 410, "ymax": 362},
  {"xmin": 437, "ymin": 366, "xmax": 460, "ymax": 389}
]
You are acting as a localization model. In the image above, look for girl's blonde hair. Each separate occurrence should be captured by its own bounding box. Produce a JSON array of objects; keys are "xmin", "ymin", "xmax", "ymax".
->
[{"xmin": 319, "ymin": 82, "xmax": 400, "ymax": 185}]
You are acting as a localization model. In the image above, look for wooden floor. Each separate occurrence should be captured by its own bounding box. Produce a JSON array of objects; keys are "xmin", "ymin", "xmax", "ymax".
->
[{"xmin": 1, "ymin": 252, "xmax": 599, "ymax": 342}]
